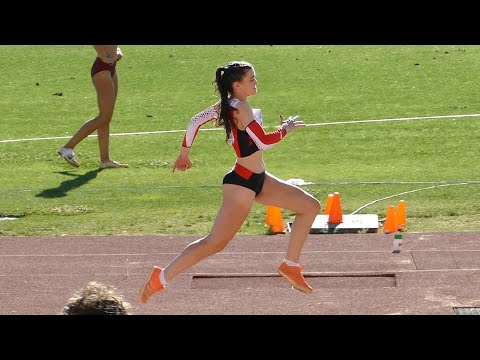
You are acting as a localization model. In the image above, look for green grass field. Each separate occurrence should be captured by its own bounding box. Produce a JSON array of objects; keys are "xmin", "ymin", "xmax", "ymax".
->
[{"xmin": 1, "ymin": 45, "xmax": 479, "ymax": 236}]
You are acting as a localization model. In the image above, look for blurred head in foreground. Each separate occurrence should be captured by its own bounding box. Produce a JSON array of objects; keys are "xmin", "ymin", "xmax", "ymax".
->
[{"xmin": 62, "ymin": 281, "xmax": 131, "ymax": 315}]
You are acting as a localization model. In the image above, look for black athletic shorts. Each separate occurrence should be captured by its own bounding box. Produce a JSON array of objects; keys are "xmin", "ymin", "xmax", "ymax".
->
[{"xmin": 223, "ymin": 163, "xmax": 265, "ymax": 196}]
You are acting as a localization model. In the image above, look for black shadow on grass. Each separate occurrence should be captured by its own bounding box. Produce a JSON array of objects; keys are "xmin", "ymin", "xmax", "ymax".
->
[{"xmin": 35, "ymin": 169, "xmax": 103, "ymax": 198}]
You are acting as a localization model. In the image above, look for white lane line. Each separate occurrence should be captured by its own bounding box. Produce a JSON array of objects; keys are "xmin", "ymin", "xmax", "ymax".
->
[
  {"xmin": 305, "ymin": 113, "xmax": 480, "ymax": 127},
  {"xmin": 351, "ymin": 182, "xmax": 477, "ymax": 215},
  {"xmin": 1, "ymin": 113, "xmax": 479, "ymax": 144}
]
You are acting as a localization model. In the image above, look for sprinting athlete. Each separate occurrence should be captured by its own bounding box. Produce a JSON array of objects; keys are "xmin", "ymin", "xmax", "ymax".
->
[{"xmin": 139, "ymin": 60, "xmax": 321, "ymax": 304}]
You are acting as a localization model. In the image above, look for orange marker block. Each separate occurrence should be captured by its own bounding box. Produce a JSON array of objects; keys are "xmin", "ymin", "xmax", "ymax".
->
[
  {"xmin": 328, "ymin": 192, "xmax": 343, "ymax": 224},
  {"xmin": 265, "ymin": 205, "xmax": 274, "ymax": 227},
  {"xmin": 323, "ymin": 194, "xmax": 334, "ymax": 215},
  {"xmin": 384, "ymin": 205, "xmax": 397, "ymax": 234},
  {"xmin": 266, "ymin": 206, "xmax": 285, "ymax": 234},
  {"xmin": 395, "ymin": 200, "xmax": 407, "ymax": 231}
]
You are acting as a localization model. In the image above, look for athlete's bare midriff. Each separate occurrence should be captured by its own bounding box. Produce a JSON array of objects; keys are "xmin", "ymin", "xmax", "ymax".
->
[
  {"xmin": 220, "ymin": 101, "xmax": 265, "ymax": 174},
  {"xmin": 235, "ymin": 149, "xmax": 265, "ymax": 174},
  {"xmin": 182, "ymin": 100, "xmax": 283, "ymax": 175},
  {"xmin": 93, "ymin": 45, "xmax": 118, "ymax": 64}
]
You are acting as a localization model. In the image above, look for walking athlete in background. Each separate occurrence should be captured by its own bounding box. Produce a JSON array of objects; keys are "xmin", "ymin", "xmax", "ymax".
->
[{"xmin": 57, "ymin": 45, "xmax": 129, "ymax": 169}]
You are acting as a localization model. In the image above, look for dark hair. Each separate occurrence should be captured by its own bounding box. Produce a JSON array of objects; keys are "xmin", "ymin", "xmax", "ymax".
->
[
  {"xmin": 62, "ymin": 281, "xmax": 131, "ymax": 315},
  {"xmin": 214, "ymin": 61, "xmax": 253, "ymax": 142}
]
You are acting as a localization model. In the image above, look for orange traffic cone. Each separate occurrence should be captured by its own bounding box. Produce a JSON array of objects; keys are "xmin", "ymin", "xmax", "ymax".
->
[
  {"xmin": 266, "ymin": 206, "xmax": 285, "ymax": 234},
  {"xmin": 328, "ymin": 192, "xmax": 343, "ymax": 224},
  {"xmin": 383, "ymin": 205, "xmax": 397, "ymax": 234},
  {"xmin": 323, "ymin": 194, "xmax": 334, "ymax": 214},
  {"xmin": 265, "ymin": 205, "xmax": 274, "ymax": 227},
  {"xmin": 395, "ymin": 200, "xmax": 407, "ymax": 231}
]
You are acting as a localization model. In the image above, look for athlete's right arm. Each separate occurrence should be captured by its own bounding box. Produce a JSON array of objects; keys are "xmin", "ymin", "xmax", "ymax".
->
[
  {"xmin": 181, "ymin": 103, "xmax": 219, "ymax": 148},
  {"xmin": 173, "ymin": 103, "xmax": 219, "ymax": 173},
  {"xmin": 173, "ymin": 146, "xmax": 193, "ymax": 173}
]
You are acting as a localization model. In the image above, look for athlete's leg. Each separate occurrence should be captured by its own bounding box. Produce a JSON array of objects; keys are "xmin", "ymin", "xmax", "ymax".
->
[
  {"xmin": 63, "ymin": 71, "xmax": 115, "ymax": 158},
  {"xmin": 95, "ymin": 71, "xmax": 117, "ymax": 163},
  {"xmin": 163, "ymin": 184, "xmax": 256, "ymax": 283},
  {"xmin": 255, "ymin": 172, "xmax": 320, "ymax": 263}
]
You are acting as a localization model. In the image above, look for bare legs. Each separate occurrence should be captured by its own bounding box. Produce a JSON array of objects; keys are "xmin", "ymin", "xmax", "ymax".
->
[
  {"xmin": 163, "ymin": 184, "xmax": 255, "ymax": 282},
  {"xmin": 256, "ymin": 172, "xmax": 321, "ymax": 263},
  {"xmin": 96, "ymin": 72, "xmax": 118, "ymax": 163},
  {"xmin": 62, "ymin": 70, "xmax": 118, "ymax": 164},
  {"xmin": 161, "ymin": 172, "xmax": 320, "ymax": 284}
]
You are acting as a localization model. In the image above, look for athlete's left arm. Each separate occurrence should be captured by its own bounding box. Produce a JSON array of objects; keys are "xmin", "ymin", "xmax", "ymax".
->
[
  {"xmin": 246, "ymin": 114, "xmax": 305, "ymax": 151},
  {"xmin": 245, "ymin": 121, "xmax": 287, "ymax": 150},
  {"xmin": 235, "ymin": 101, "xmax": 305, "ymax": 150},
  {"xmin": 116, "ymin": 47, "xmax": 123, "ymax": 61}
]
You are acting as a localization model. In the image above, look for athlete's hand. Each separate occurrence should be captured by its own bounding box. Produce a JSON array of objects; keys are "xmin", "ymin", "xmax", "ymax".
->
[
  {"xmin": 116, "ymin": 47, "xmax": 123, "ymax": 61},
  {"xmin": 173, "ymin": 155, "xmax": 193, "ymax": 173},
  {"xmin": 280, "ymin": 114, "xmax": 306, "ymax": 133}
]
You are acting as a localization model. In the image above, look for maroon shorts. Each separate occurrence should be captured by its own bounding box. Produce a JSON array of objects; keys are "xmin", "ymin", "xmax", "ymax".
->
[{"xmin": 90, "ymin": 57, "xmax": 117, "ymax": 78}]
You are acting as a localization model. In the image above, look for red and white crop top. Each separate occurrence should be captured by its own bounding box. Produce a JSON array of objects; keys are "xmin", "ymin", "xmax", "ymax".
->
[{"xmin": 181, "ymin": 98, "xmax": 287, "ymax": 158}]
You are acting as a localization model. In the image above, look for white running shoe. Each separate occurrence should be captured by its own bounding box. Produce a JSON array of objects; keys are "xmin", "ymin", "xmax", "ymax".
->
[{"xmin": 57, "ymin": 147, "xmax": 80, "ymax": 167}]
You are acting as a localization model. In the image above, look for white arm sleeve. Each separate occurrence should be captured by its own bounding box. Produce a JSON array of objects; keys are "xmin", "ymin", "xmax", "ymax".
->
[{"xmin": 182, "ymin": 104, "xmax": 219, "ymax": 148}]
